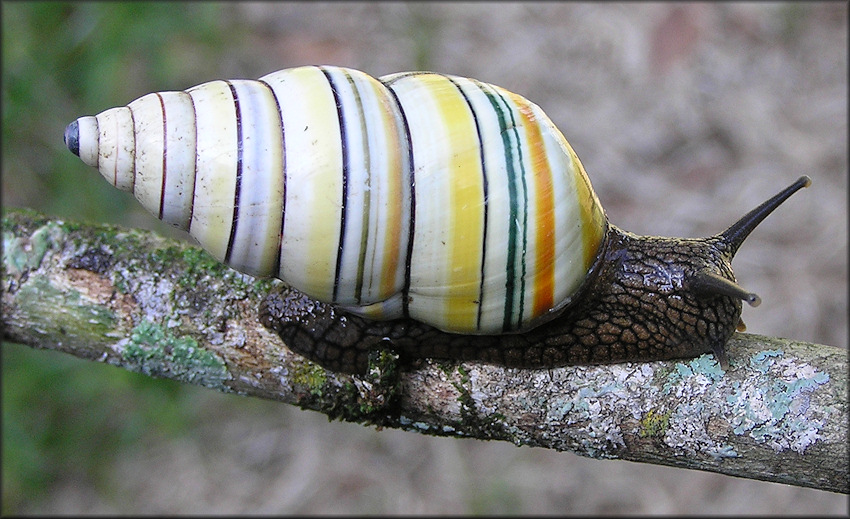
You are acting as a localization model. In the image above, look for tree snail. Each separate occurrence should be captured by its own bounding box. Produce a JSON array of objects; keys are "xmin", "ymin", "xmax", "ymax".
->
[{"xmin": 64, "ymin": 65, "xmax": 810, "ymax": 374}]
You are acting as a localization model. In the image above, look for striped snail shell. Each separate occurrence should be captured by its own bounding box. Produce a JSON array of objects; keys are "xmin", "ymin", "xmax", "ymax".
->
[{"xmin": 65, "ymin": 65, "xmax": 809, "ymax": 374}]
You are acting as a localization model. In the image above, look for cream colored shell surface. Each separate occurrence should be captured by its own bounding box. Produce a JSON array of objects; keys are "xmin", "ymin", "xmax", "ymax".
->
[{"xmin": 69, "ymin": 65, "xmax": 606, "ymax": 334}]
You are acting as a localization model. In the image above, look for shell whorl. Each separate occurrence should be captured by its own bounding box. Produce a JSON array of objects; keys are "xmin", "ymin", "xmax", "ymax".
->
[{"xmin": 65, "ymin": 65, "xmax": 607, "ymax": 335}]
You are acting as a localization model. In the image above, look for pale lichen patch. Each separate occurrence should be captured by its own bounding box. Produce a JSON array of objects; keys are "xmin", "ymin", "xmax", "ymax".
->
[
  {"xmin": 726, "ymin": 350, "xmax": 830, "ymax": 453},
  {"xmin": 659, "ymin": 350, "xmax": 832, "ymax": 456},
  {"xmin": 121, "ymin": 320, "xmax": 230, "ymax": 390},
  {"xmin": 3, "ymin": 222, "xmax": 66, "ymax": 276}
]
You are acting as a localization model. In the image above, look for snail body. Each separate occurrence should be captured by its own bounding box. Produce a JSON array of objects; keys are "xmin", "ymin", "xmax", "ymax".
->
[{"xmin": 65, "ymin": 65, "xmax": 809, "ymax": 374}]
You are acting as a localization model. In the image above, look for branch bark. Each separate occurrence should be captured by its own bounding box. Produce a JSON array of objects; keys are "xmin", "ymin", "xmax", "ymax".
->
[{"xmin": 3, "ymin": 208, "xmax": 847, "ymax": 494}]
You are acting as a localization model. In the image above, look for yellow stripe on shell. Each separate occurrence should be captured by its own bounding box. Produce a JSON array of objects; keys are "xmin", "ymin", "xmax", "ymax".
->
[
  {"xmin": 187, "ymin": 80, "xmax": 238, "ymax": 263},
  {"xmin": 564, "ymin": 141, "xmax": 606, "ymax": 273},
  {"xmin": 440, "ymin": 77, "xmax": 486, "ymax": 331},
  {"xmin": 389, "ymin": 73, "xmax": 486, "ymax": 332},
  {"xmin": 265, "ymin": 67, "xmax": 343, "ymax": 301},
  {"xmin": 454, "ymin": 80, "xmax": 514, "ymax": 331}
]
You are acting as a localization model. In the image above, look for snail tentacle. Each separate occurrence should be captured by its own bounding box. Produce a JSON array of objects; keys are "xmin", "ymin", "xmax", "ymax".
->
[
  {"xmin": 720, "ymin": 175, "xmax": 811, "ymax": 256},
  {"xmin": 690, "ymin": 270, "xmax": 761, "ymax": 308}
]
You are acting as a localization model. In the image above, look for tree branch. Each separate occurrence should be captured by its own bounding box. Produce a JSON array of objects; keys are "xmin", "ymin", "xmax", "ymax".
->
[{"xmin": 3, "ymin": 208, "xmax": 847, "ymax": 494}]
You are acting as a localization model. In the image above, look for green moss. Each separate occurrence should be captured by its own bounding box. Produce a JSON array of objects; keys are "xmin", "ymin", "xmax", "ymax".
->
[
  {"xmin": 639, "ymin": 409, "xmax": 672, "ymax": 438},
  {"xmin": 180, "ymin": 246, "xmax": 222, "ymax": 269},
  {"xmin": 367, "ymin": 349, "xmax": 400, "ymax": 379},
  {"xmin": 356, "ymin": 350, "xmax": 401, "ymax": 416},
  {"xmin": 444, "ymin": 366, "xmax": 509, "ymax": 439},
  {"xmin": 1, "ymin": 209, "xmax": 55, "ymax": 237},
  {"xmin": 291, "ymin": 351, "xmax": 402, "ymax": 423},
  {"xmin": 112, "ymin": 276, "xmax": 128, "ymax": 294},
  {"xmin": 123, "ymin": 321, "xmax": 229, "ymax": 390},
  {"xmin": 251, "ymin": 277, "xmax": 282, "ymax": 293},
  {"xmin": 455, "ymin": 364, "xmax": 470, "ymax": 385},
  {"xmin": 181, "ymin": 247, "xmax": 231, "ymax": 279},
  {"xmin": 160, "ymin": 245, "xmax": 253, "ymax": 291},
  {"xmin": 288, "ymin": 361, "xmax": 328, "ymax": 395}
]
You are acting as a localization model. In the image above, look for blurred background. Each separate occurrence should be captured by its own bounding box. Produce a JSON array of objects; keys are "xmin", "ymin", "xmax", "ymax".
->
[{"xmin": 2, "ymin": 2, "xmax": 846, "ymax": 514}]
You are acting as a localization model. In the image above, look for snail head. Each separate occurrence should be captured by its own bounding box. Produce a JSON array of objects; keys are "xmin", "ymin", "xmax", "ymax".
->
[{"xmin": 597, "ymin": 176, "xmax": 811, "ymax": 369}]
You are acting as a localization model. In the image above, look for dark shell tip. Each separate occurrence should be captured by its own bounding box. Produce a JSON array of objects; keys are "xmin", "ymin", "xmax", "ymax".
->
[{"xmin": 64, "ymin": 120, "xmax": 80, "ymax": 156}]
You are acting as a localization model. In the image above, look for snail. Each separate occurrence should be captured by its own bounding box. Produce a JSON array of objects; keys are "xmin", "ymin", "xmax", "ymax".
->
[{"xmin": 64, "ymin": 65, "xmax": 810, "ymax": 374}]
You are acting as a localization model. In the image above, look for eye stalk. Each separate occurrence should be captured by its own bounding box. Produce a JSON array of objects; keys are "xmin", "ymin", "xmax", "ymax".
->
[
  {"xmin": 720, "ymin": 175, "xmax": 812, "ymax": 257},
  {"xmin": 691, "ymin": 270, "xmax": 761, "ymax": 307},
  {"xmin": 687, "ymin": 175, "xmax": 811, "ymax": 308}
]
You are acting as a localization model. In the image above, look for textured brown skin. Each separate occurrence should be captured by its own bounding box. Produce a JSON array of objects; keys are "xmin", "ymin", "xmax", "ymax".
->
[{"xmin": 259, "ymin": 225, "xmax": 742, "ymax": 374}]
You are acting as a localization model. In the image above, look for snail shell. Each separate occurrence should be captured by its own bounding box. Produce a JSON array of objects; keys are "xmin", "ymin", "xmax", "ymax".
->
[{"xmin": 65, "ymin": 65, "xmax": 605, "ymax": 334}]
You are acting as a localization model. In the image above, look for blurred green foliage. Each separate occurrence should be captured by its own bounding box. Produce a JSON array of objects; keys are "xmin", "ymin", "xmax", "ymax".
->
[
  {"xmin": 2, "ymin": 2, "xmax": 240, "ymax": 512},
  {"xmin": 2, "ymin": 344, "xmax": 193, "ymax": 512}
]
